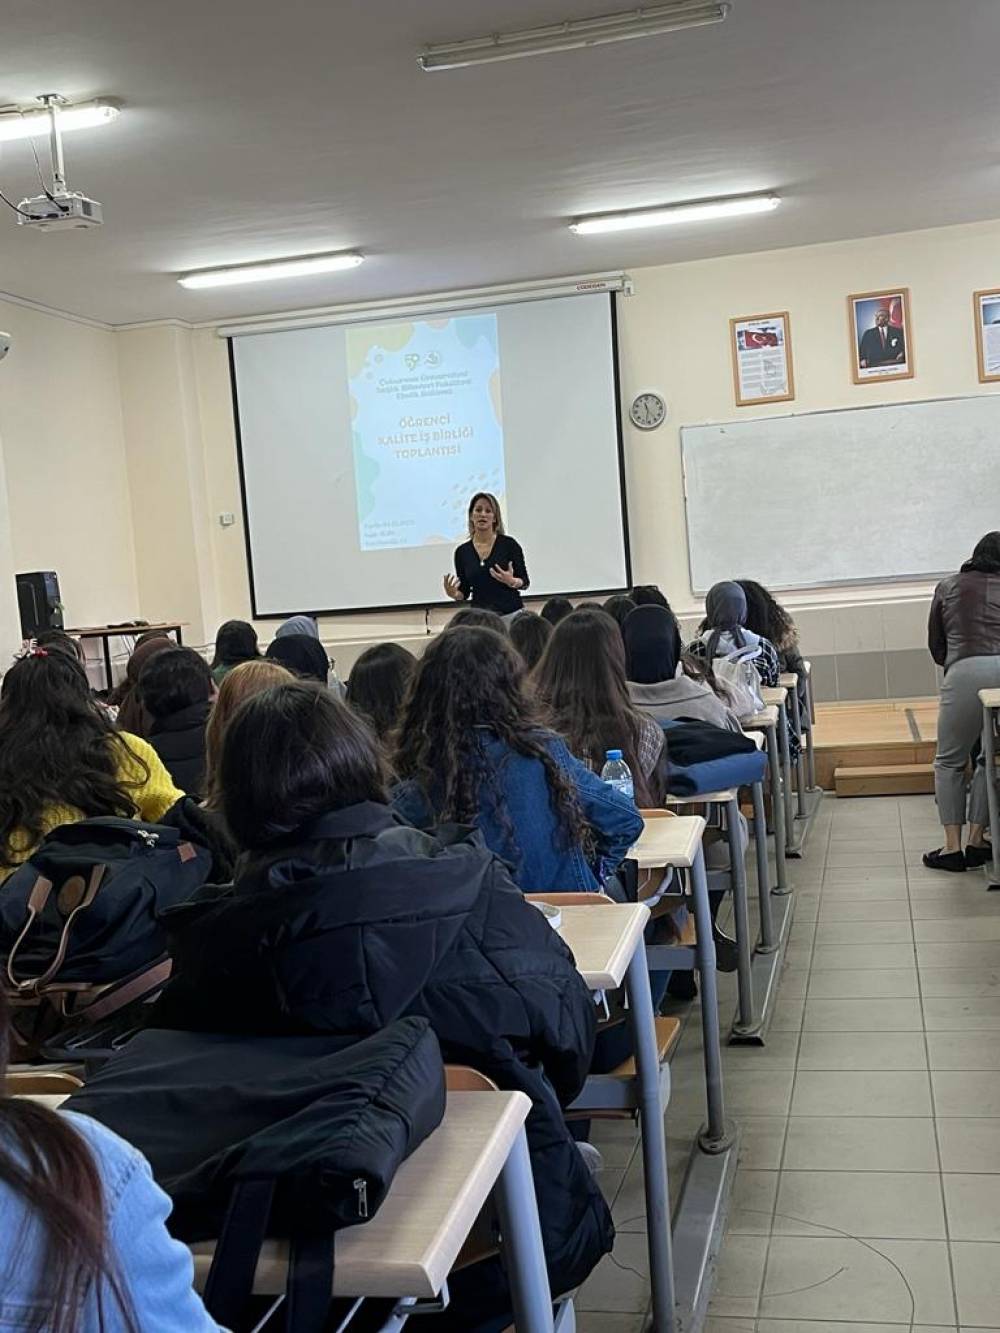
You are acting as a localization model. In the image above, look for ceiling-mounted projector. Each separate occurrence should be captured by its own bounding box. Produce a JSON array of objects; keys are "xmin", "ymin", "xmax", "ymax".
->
[{"xmin": 16, "ymin": 191, "xmax": 103, "ymax": 230}]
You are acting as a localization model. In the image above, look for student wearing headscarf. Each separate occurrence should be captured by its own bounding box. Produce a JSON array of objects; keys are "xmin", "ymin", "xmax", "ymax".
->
[
  {"xmin": 274, "ymin": 615, "xmax": 320, "ymax": 640},
  {"xmin": 265, "ymin": 634, "xmax": 330, "ymax": 685},
  {"xmin": 623, "ymin": 605, "xmax": 741, "ymax": 732},
  {"xmin": 272, "ymin": 616, "xmax": 345, "ymax": 694},
  {"xmin": 924, "ymin": 531, "xmax": 1000, "ymax": 872}
]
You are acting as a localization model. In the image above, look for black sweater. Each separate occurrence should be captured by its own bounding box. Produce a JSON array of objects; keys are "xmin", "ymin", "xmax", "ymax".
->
[{"xmin": 454, "ymin": 533, "xmax": 529, "ymax": 615}]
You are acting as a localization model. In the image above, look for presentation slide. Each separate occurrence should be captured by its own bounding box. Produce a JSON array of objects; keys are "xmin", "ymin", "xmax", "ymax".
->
[{"xmin": 230, "ymin": 291, "xmax": 629, "ymax": 615}]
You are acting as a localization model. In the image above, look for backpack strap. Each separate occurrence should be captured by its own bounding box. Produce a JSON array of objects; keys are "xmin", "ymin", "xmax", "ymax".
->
[
  {"xmin": 203, "ymin": 1179, "xmax": 276, "ymax": 1326},
  {"xmin": 6, "ymin": 864, "xmax": 107, "ymax": 993}
]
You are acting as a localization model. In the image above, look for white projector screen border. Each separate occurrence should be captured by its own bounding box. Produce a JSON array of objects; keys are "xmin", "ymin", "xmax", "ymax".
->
[{"xmin": 227, "ymin": 291, "xmax": 632, "ymax": 618}]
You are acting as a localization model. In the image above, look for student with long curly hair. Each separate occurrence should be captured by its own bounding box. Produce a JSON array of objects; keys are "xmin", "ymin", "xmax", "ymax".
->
[
  {"xmin": 534, "ymin": 609, "xmax": 667, "ymax": 808},
  {"xmin": 0, "ymin": 990, "xmax": 221, "ymax": 1331},
  {"xmin": 0, "ymin": 650, "xmax": 181, "ymax": 879},
  {"xmin": 393, "ymin": 626, "xmax": 642, "ymax": 892}
]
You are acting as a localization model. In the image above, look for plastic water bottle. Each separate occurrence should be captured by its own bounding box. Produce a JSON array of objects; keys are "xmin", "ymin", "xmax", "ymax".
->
[{"xmin": 601, "ymin": 749, "xmax": 634, "ymax": 800}]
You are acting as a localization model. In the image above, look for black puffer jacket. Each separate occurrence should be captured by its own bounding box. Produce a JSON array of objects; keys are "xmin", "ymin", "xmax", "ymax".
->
[
  {"xmin": 148, "ymin": 700, "xmax": 211, "ymax": 796},
  {"xmin": 151, "ymin": 802, "xmax": 613, "ymax": 1322}
]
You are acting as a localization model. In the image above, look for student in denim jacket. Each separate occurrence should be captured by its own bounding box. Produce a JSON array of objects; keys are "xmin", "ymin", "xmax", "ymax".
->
[{"xmin": 392, "ymin": 626, "xmax": 642, "ymax": 892}]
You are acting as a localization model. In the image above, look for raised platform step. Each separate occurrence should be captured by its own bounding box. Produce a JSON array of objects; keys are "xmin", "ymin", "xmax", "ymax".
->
[{"xmin": 835, "ymin": 761, "xmax": 934, "ymax": 798}]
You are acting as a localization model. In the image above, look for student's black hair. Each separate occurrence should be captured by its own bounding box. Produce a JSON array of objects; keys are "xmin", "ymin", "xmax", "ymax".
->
[
  {"xmin": 630, "ymin": 585, "xmax": 669, "ymax": 609},
  {"xmin": 736, "ymin": 579, "xmax": 798, "ymax": 653},
  {"xmin": 219, "ymin": 683, "xmax": 388, "ymax": 852},
  {"xmin": 962, "ymin": 531, "xmax": 1000, "ymax": 576},
  {"xmin": 346, "ymin": 643, "xmax": 417, "ymax": 743},
  {"xmin": 540, "ymin": 596, "xmax": 573, "ymax": 627},
  {"xmin": 447, "ymin": 606, "xmax": 508, "ymax": 634},
  {"xmin": 138, "ymin": 646, "xmax": 213, "ymax": 720},
  {"xmin": 211, "ymin": 619, "xmax": 260, "ymax": 670},
  {"xmin": 33, "ymin": 629, "xmax": 85, "ymax": 664},
  {"xmin": 602, "ymin": 594, "xmax": 637, "ymax": 630},
  {"xmin": 0, "ymin": 651, "xmax": 149, "ymax": 871},
  {"xmin": 509, "ymin": 611, "xmax": 552, "ymax": 672}
]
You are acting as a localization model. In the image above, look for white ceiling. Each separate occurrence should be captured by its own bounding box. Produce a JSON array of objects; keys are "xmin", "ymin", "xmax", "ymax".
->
[{"xmin": 1, "ymin": 0, "xmax": 999, "ymax": 326}]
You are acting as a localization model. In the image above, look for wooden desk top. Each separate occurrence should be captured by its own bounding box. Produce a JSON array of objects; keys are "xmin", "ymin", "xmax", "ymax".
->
[
  {"xmin": 980, "ymin": 689, "xmax": 1000, "ymax": 709},
  {"xmin": 760, "ymin": 685, "xmax": 789, "ymax": 707},
  {"xmin": 630, "ymin": 813, "xmax": 705, "ymax": 871},
  {"xmin": 556, "ymin": 902, "xmax": 649, "ymax": 989},
  {"xmin": 743, "ymin": 705, "xmax": 779, "ymax": 730},
  {"xmin": 664, "ymin": 789, "xmax": 736, "ymax": 805},
  {"xmin": 66, "ymin": 622, "xmax": 185, "ymax": 638},
  {"xmin": 190, "ymin": 1090, "xmax": 531, "ymax": 1300},
  {"xmin": 778, "ymin": 672, "xmax": 799, "ymax": 689}
]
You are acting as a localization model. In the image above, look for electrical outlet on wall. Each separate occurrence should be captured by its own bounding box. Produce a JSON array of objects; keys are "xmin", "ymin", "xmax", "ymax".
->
[{"xmin": 218, "ymin": 512, "xmax": 235, "ymax": 527}]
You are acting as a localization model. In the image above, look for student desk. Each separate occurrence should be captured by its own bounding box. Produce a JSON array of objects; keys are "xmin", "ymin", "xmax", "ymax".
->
[
  {"xmin": 742, "ymin": 704, "xmax": 790, "ymax": 893},
  {"xmin": 979, "ymin": 688, "xmax": 1000, "ymax": 888},
  {"xmin": 30, "ymin": 1091, "xmax": 558, "ymax": 1332},
  {"xmin": 801, "ymin": 659, "xmax": 819, "ymax": 791},
  {"xmin": 780, "ymin": 667, "xmax": 824, "ymax": 842},
  {"xmin": 556, "ymin": 899, "xmax": 676, "ymax": 1332},
  {"xmin": 625, "ymin": 816, "xmax": 738, "ymax": 1330},
  {"xmin": 760, "ymin": 685, "xmax": 796, "ymax": 850},
  {"xmin": 65, "ymin": 621, "xmax": 185, "ymax": 691}
]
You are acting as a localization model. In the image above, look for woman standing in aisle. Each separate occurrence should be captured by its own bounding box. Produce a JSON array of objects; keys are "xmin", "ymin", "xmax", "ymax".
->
[{"xmin": 444, "ymin": 493, "xmax": 529, "ymax": 617}]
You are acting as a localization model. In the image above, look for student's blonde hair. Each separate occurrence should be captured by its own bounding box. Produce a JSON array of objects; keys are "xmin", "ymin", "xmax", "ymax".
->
[{"xmin": 204, "ymin": 659, "xmax": 294, "ymax": 808}]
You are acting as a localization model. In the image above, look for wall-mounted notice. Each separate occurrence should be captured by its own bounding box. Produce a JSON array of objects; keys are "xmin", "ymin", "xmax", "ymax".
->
[{"xmin": 729, "ymin": 311, "xmax": 794, "ymax": 407}]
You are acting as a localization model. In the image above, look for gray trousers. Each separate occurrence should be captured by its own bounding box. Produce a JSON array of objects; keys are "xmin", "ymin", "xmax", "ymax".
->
[{"xmin": 935, "ymin": 654, "xmax": 1000, "ymax": 826}]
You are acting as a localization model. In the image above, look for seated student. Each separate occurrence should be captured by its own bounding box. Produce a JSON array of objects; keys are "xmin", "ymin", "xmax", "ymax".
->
[
  {"xmin": 0, "ymin": 992, "xmax": 222, "ymax": 1332},
  {"xmin": 631, "ymin": 584, "xmax": 671, "ymax": 608},
  {"xmin": 448, "ymin": 605, "xmax": 508, "ymax": 633},
  {"xmin": 138, "ymin": 647, "xmax": 215, "ymax": 797},
  {"xmin": 265, "ymin": 633, "xmax": 330, "ymax": 685},
  {"xmin": 210, "ymin": 618, "xmax": 259, "ymax": 685},
  {"xmin": 345, "ymin": 642, "xmax": 416, "ymax": 744},
  {"xmin": 602, "ymin": 593, "xmax": 637, "ymax": 632},
  {"xmin": 624, "ymin": 605, "xmax": 743, "ymax": 732},
  {"xmin": 152, "ymin": 683, "xmax": 613, "ymax": 1327},
  {"xmin": 540, "ymin": 595, "xmax": 573, "ymax": 626},
  {"xmin": 509, "ymin": 609, "xmax": 552, "ymax": 671},
  {"xmin": 273, "ymin": 615, "xmax": 346, "ymax": 695},
  {"xmin": 534, "ymin": 608, "xmax": 667, "ymax": 806},
  {"xmin": 0, "ymin": 649, "xmax": 180, "ymax": 880},
  {"xmin": 738, "ymin": 578, "xmax": 809, "ymax": 711},
  {"xmin": 393, "ymin": 626, "xmax": 642, "ymax": 892},
  {"xmin": 111, "ymin": 634, "xmax": 174, "ymax": 734}
]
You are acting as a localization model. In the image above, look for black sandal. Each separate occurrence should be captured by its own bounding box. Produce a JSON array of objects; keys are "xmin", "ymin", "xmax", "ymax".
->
[{"xmin": 922, "ymin": 848, "xmax": 967, "ymax": 873}]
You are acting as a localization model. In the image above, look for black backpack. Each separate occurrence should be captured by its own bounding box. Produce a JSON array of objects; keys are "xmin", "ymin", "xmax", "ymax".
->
[{"xmin": 0, "ymin": 817, "xmax": 211, "ymax": 1008}]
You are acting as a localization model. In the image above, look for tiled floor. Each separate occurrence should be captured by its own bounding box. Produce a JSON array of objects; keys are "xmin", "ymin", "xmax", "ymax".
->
[{"xmin": 575, "ymin": 794, "xmax": 1000, "ymax": 1332}]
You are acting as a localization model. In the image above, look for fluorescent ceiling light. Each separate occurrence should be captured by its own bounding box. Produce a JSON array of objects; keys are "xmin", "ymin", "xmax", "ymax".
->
[
  {"xmin": 0, "ymin": 99, "xmax": 120, "ymax": 142},
  {"xmin": 419, "ymin": 1, "xmax": 731, "ymax": 70},
  {"xmin": 178, "ymin": 252, "xmax": 365, "ymax": 290},
  {"xmin": 570, "ymin": 192, "xmax": 779, "ymax": 234}
]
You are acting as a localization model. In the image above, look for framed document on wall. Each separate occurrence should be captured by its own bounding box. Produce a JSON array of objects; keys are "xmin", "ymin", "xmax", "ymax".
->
[
  {"xmin": 973, "ymin": 288, "xmax": 1000, "ymax": 382},
  {"xmin": 729, "ymin": 311, "xmax": 794, "ymax": 407},
  {"xmin": 849, "ymin": 288, "xmax": 913, "ymax": 383}
]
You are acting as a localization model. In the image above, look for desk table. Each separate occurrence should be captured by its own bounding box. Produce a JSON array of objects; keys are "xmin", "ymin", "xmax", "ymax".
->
[
  {"xmin": 760, "ymin": 685, "xmax": 796, "ymax": 849},
  {"xmin": 743, "ymin": 705, "xmax": 789, "ymax": 894},
  {"xmin": 66, "ymin": 621, "xmax": 185, "ymax": 691}
]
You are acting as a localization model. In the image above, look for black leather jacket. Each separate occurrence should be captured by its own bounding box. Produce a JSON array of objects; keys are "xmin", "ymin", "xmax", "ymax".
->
[{"xmin": 928, "ymin": 571, "xmax": 1000, "ymax": 671}]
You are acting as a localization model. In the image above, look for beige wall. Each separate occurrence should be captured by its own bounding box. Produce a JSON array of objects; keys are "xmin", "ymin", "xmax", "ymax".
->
[
  {"xmin": 5, "ymin": 215, "xmax": 1000, "ymax": 687},
  {"xmin": 0, "ymin": 298, "xmax": 138, "ymax": 634}
]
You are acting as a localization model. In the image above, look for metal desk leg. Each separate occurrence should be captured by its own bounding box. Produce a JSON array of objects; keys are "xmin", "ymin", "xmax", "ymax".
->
[
  {"xmin": 764, "ymin": 724, "xmax": 789, "ymax": 894},
  {"xmin": 751, "ymin": 779, "xmax": 777, "ymax": 951},
  {"xmin": 173, "ymin": 625, "xmax": 184, "ymax": 646},
  {"xmin": 983, "ymin": 704, "xmax": 1000, "ymax": 889},
  {"xmin": 493, "ymin": 1128, "xmax": 556, "ymax": 1333},
  {"xmin": 804, "ymin": 671, "xmax": 818, "ymax": 791},
  {"xmin": 624, "ymin": 942, "xmax": 676, "ymax": 1333},
  {"xmin": 777, "ymin": 702, "xmax": 796, "ymax": 850},
  {"xmin": 726, "ymin": 795, "xmax": 757, "ymax": 1040},
  {"xmin": 690, "ymin": 846, "xmax": 734, "ymax": 1152},
  {"xmin": 101, "ymin": 634, "xmax": 113, "ymax": 693},
  {"xmin": 788, "ymin": 687, "xmax": 807, "ymax": 819}
]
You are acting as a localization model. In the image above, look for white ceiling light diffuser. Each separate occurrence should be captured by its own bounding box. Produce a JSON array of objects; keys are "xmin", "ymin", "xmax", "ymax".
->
[
  {"xmin": 570, "ymin": 192, "xmax": 779, "ymax": 235},
  {"xmin": 419, "ymin": 1, "xmax": 731, "ymax": 70},
  {"xmin": 178, "ymin": 252, "xmax": 365, "ymax": 290},
  {"xmin": 0, "ymin": 99, "xmax": 120, "ymax": 142}
]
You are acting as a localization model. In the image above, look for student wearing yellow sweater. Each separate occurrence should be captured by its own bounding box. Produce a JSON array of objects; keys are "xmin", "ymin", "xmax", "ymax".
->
[{"xmin": 0, "ymin": 649, "xmax": 182, "ymax": 880}]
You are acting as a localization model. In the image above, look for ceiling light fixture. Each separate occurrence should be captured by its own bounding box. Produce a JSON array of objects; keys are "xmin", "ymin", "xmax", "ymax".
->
[
  {"xmin": 0, "ymin": 98, "xmax": 120, "ymax": 142},
  {"xmin": 178, "ymin": 252, "xmax": 365, "ymax": 290},
  {"xmin": 570, "ymin": 192, "xmax": 779, "ymax": 235},
  {"xmin": 418, "ymin": 1, "xmax": 731, "ymax": 70}
]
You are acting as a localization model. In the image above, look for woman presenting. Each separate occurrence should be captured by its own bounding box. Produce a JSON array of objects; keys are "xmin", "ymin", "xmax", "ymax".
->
[{"xmin": 443, "ymin": 492, "xmax": 529, "ymax": 616}]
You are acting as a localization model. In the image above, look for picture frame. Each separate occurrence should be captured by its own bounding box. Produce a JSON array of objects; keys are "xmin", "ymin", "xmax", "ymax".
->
[
  {"xmin": 973, "ymin": 287, "xmax": 1000, "ymax": 383},
  {"xmin": 848, "ymin": 288, "xmax": 913, "ymax": 384},
  {"xmin": 729, "ymin": 311, "xmax": 795, "ymax": 407}
]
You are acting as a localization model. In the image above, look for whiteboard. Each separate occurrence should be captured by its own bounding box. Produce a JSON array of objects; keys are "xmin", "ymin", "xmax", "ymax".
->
[{"xmin": 681, "ymin": 395, "xmax": 1000, "ymax": 593}]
